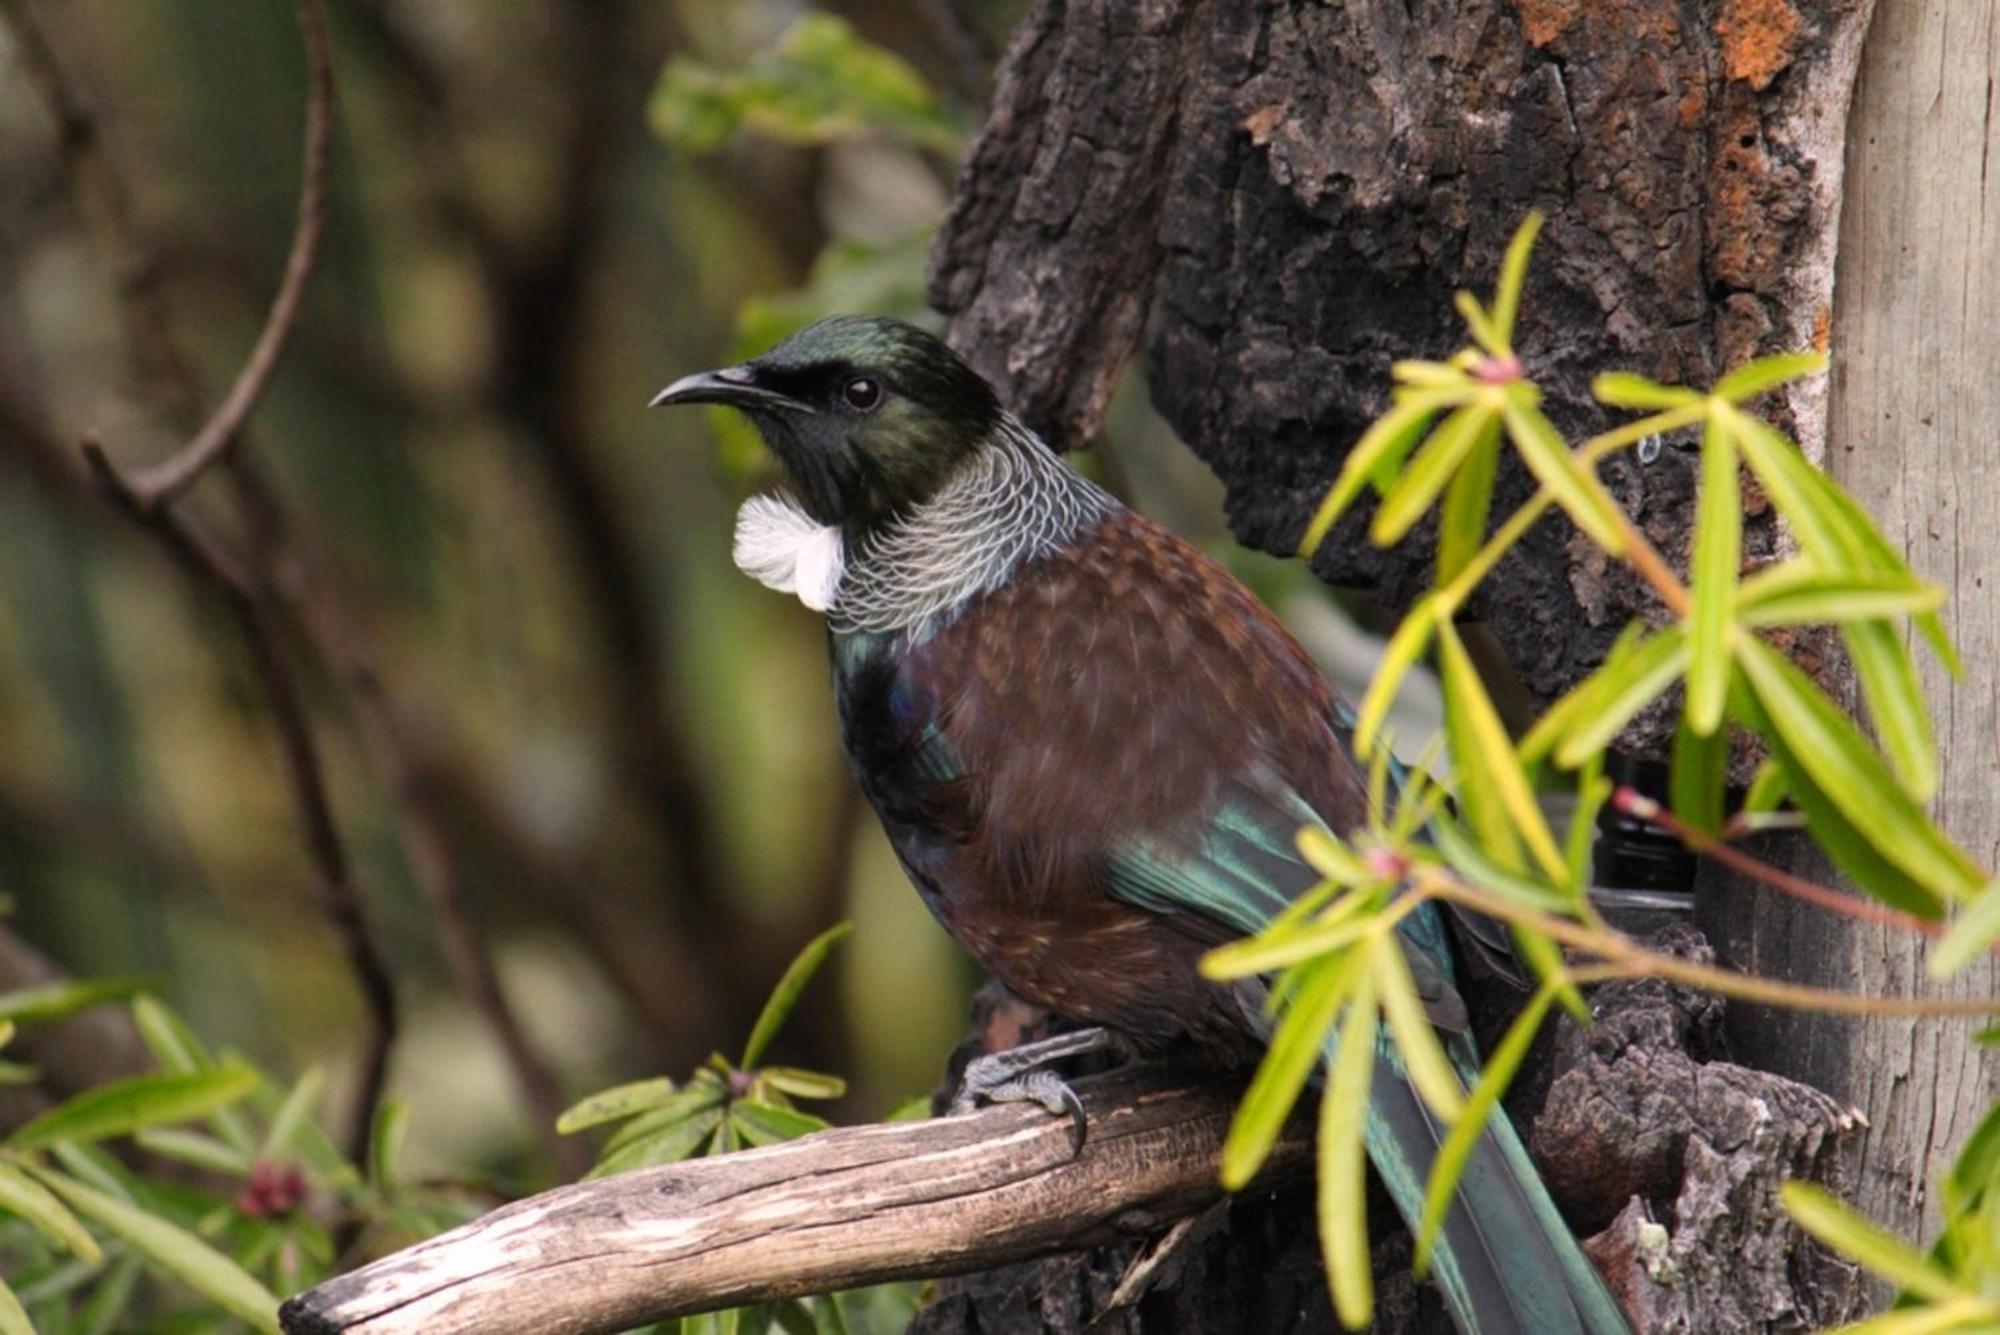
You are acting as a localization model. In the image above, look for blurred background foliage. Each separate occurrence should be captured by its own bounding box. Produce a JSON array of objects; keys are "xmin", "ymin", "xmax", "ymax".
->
[{"xmin": 0, "ymin": 0, "xmax": 1325, "ymax": 1207}]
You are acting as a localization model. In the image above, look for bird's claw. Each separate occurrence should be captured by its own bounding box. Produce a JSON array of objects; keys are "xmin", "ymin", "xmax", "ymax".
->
[{"xmin": 950, "ymin": 1025, "xmax": 1115, "ymax": 1156}]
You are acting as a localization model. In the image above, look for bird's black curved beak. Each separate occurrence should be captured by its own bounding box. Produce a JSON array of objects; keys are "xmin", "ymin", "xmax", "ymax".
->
[{"xmin": 650, "ymin": 364, "xmax": 809, "ymax": 412}]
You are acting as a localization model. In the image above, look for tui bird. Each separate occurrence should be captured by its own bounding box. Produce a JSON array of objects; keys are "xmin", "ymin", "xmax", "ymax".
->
[{"xmin": 655, "ymin": 316, "xmax": 1627, "ymax": 1335}]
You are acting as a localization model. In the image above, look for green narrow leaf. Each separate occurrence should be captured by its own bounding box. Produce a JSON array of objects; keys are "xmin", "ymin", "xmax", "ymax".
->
[
  {"xmin": 1437, "ymin": 624, "xmax": 1566, "ymax": 881},
  {"xmin": 0, "ymin": 1161, "xmax": 102, "ymax": 1262},
  {"xmin": 368, "ymin": 1097, "xmax": 410, "ymax": 1191},
  {"xmin": 130, "ymin": 995, "xmax": 210, "ymax": 1073},
  {"xmin": 1202, "ymin": 913, "xmax": 1382, "ymax": 980},
  {"xmin": 1416, "ymin": 981, "xmax": 1560, "ymax": 1274},
  {"xmin": 602, "ymin": 1080, "xmax": 729, "ymax": 1157},
  {"xmin": 556, "ymin": 1078, "xmax": 680, "ymax": 1135},
  {"xmin": 761, "ymin": 1068, "xmax": 847, "ymax": 1101},
  {"xmin": 261, "ymin": 1068, "xmax": 324, "ymax": 1162},
  {"xmin": 36, "ymin": 1168, "xmax": 282, "ymax": 1332},
  {"xmin": 1511, "ymin": 927, "xmax": 1589, "ymax": 1022},
  {"xmin": 75, "ymin": 1251, "xmax": 142, "ymax": 1335},
  {"xmin": 1488, "ymin": 212, "xmax": 1544, "ymax": 345},
  {"xmin": 0, "ymin": 977, "xmax": 154, "ymax": 1026},
  {"xmin": 1371, "ymin": 938, "xmax": 1464, "ymax": 1122},
  {"xmin": 1947, "ymin": 1100, "xmax": 2000, "ymax": 1209},
  {"xmin": 1669, "ymin": 711, "xmax": 1728, "ymax": 835},
  {"xmin": 1551, "ymin": 631, "xmax": 1690, "ymax": 769},
  {"xmin": 1731, "ymin": 684, "xmax": 1940, "ymax": 917},
  {"xmin": 1843, "ymin": 620, "xmax": 1939, "ymax": 802},
  {"xmin": 1736, "ymin": 566, "xmax": 1944, "ymax": 626},
  {"xmin": 1220, "ymin": 950, "xmax": 1362, "ymax": 1189},
  {"xmin": 1780, "ymin": 1181, "xmax": 1958, "ymax": 1303},
  {"xmin": 1713, "ymin": 350, "xmax": 1828, "ymax": 404},
  {"xmin": 1297, "ymin": 828, "xmax": 1369, "ymax": 885},
  {"xmin": 9, "ymin": 1066, "xmax": 259, "ymax": 1152},
  {"xmin": 1736, "ymin": 636, "xmax": 1980, "ymax": 902},
  {"xmin": 741, "ymin": 922, "xmax": 854, "ymax": 1071},
  {"xmin": 1565, "ymin": 762, "xmax": 1610, "ymax": 902},
  {"xmin": 1685, "ymin": 416, "xmax": 1739, "ymax": 734},
  {"xmin": 133, "ymin": 1127, "xmax": 250, "ymax": 1176},
  {"xmin": 1520, "ymin": 621, "xmax": 1647, "ymax": 766},
  {"xmin": 588, "ymin": 1106, "xmax": 725, "ymax": 1179},
  {"xmin": 1591, "ymin": 373, "xmax": 1700, "ymax": 411},
  {"xmin": 1454, "ymin": 291, "xmax": 1505, "ymax": 358},
  {"xmin": 1500, "ymin": 400, "xmax": 1627, "ymax": 553},
  {"xmin": 1299, "ymin": 390, "xmax": 1460, "ymax": 556},
  {"xmin": 730, "ymin": 1100, "xmax": 830, "ymax": 1146},
  {"xmin": 1372, "ymin": 405, "xmax": 1499, "ymax": 545},
  {"xmin": 1741, "ymin": 759, "xmax": 1788, "ymax": 816},
  {"xmin": 0, "ymin": 1279, "xmax": 29, "ymax": 1335},
  {"xmin": 1930, "ymin": 878, "xmax": 2000, "ymax": 978},
  {"xmin": 1320, "ymin": 971, "xmax": 1379, "ymax": 1331},
  {"xmin": 1426, "ymin": 815, "xmax": 1574, "ymax": 913},
  {"xmin": 1435, "ymin": 417, "xmax": 1503, "ymax": 584},
  {"xmin": 1352, "ymin": 598, "xmax": 1441, "ymax": 760}
]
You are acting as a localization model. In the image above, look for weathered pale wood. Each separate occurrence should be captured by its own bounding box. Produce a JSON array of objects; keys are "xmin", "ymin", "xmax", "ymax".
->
[
  {"xmin": 279, "ymin": 1068, "xmax": 1307, "ymax": 1335},
  {"xmin": 1704, "ymin": 0, "xmax": 2000, "ymax": 1247}
]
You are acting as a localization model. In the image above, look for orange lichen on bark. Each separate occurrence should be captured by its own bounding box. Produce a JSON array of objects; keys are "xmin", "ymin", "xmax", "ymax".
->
[
  {"xmin": 1716, "ymin": 0, "xmax": 1802, "ymax": 90},
  {"xmin": 1517, "ymin": 0, "xmax": 1580, "ymax": 47}
]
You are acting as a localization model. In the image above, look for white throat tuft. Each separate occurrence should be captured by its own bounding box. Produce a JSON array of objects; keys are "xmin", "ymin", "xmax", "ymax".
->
[{"xmin": 732, "ymin": 494, "xmax": 846, "ymax": 612}]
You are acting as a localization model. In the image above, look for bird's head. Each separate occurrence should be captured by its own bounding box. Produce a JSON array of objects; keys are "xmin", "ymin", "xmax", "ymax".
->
[{"xmin": 653, "ymin": 316, "xmax": 1002, "ymax": 528}]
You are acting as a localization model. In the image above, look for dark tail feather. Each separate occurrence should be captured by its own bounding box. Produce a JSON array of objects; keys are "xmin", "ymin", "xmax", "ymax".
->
[{"xmin": 1360, "ymin": 1042, "xmax": 1628, "ymax": 1335}]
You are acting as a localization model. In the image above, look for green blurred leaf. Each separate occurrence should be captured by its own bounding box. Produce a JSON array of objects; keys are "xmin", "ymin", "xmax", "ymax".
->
[
  {"xmin": 1437, "ymin": 421, "xmax": 1502, "ymax": 586},
  {"xmin": 1427, "ymin": 816, "xmax": 1574, "ymax": 913},
  {"xmin": 1203, "ymin": 911, "xmax": 1380, "ymax": 980},
  {"xmin": 742, "ymin": 921, "xmax": 854, "ymax": 1071},
  {"xmin": 1489, "ymin": 212, "xmax": 1543, "ymax": 346},
  {"xmin": 1714, "ymin": 350, "xmax": 1827, "ymax": 404},
  {"xmin": 1685, "ymin": 416, "xmax": 1739, "ymax": 734},
  {"xmin": 589, "ymin": 1106, "xmax": 724, "ymax": 1179},
  {"xmin": 1669, "ymin": 711, "xmax": 1728, "ymax": 835},
  {"xmin": 1500, "ymin": 400, "xmax": 1627, "ymax": 553},
  {"xmin": 1299, "ymin": 390, "xmax": 1460, "ymax": 556},
  {"xmin": 1736, "ymin": 635, "xmax": 1978, "ymax": 902},
  {"xmin": 1416, "ymin": 980, "xmax": 1559, "ymax": 1274},
  {"xmin": 1931, "ymin": 878, "xmax": 2000, "ymax": 978},
  {"xmin": 1520, "ymin": 621, "xmax": 1645, "ymax": 766},
  {"xmin": 603, "ymin": 1079, "xmax": 730, "ymax": 1157},
  {"xmin": 1781, "ymin": 1181, "xmax": 1958, "ymax": 1304},
  {"xmin": 132, "ymin": 1127, "xmax": 249, "ymax": 1176},
  {"xmin": 368, "ymin": 1097, "xmax": 410, "ymax": 1191},
  {"xmin": 1732, "ymin": 683, "xmax": 1941, "ymax": 917},
  {"xmin": 557, "ymin": 1078, "xmax": 680, "ymax": 1135},
  {"xmin": 0, "ymin": 1280, "xmax": 27, "ymax": 1335},
  {"xmin": 761, "ymin": 1068, "xmax": 847, "ymax": 1102},
  {"xmin": 1737, "ymin": 566, "xmax": 1944, "ymax": 626},
  {"xmin": 1947, "ymin": 1101, "xmax": 2000, "ymax": 1210},
  {"xmin": 1353, "ymin": 601, "xmax": 1440, "ymax": 762},
  {"xmin": 37, "ymin": 1168, "xmax": 282, "ymax": 1331},
  {"xmin": 1844, "ymin": 620, "xmax": 1940, "ymax": 802},
  {"xmin": 1565, "ymin": 761, "xmax": 1610, "ymax": 900},
  {"xmin": 261, "ymin": 1067, "xmax": 324, "ymax": 1161},
  {"xmin": 1221, "ymin": 949, "xmax": 1361, "ymax": 1189},
  {"xmin": 10, "ymin": 1066, "xmax": 258, "ymax": 1152},
  {"xmin": 649, "ymin": 15, "xmax": 963, "ymax": 153},
  {"xmin": 730, "ymin": 1100, "xmax": 830, "ymax": 1146},
  {"xmin": 130, "ymin": 994, "xmax": 209, "ymax": 1073},
  {"xmin": 1551, "ymin": 630, "xmax": 1689, "ymax": 769},
  {"xmin": 1454, "ymin": 291, "xmax": 1505, "ymax": 359},
  {"xmin": 0, "ymin": 977, "xmax": 153, "ymax": 1027},
  {"xmin": 1297, "ymin": 827, "xmax": 1369, "ymax": 885},
  {"xmin": 1372, "ymin": 938, "xmax": 1464, "ymax": 1122},
  {"xmin": 1320, "ymin": 971, "xmax": 1379, "ymax": 1331},
  {"xmin": 1742, "ymin": 759, "xmax": 1788, "ymax": 816},
  {"xmin": 0, "ymin": 1062, "xmax": 35, "ymax": 1087},
  {"xmin": 1592, "ymin": 373, "xmax": 1700, "ymax": 411},
  {"xmin": 1372, "ymin": 404, "xmax": 1500, "ymax": 546},
  {"xmin": 0, "ymin": 1161, "xmax": 101, "ymax": 1262},
  {"xmin": 1438, "ymin": 624, "xmax": 1565, "ymax": 880}
]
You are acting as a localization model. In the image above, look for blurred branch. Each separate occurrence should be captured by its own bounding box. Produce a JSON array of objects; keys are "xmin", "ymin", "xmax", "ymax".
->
[
  {"xmin": 80, "ymin": 437, "xmax": 400, "ymax": 1168},
  {"xmin": 282, "ymin": 1067, "xmax": 1305, "ymax": 1335},
  {"xmin": 4, "ymin": 0, "xmax": 589, "ymax": 1173},
  {"xmin": 121, "ymin": 0, "xmax": 332, "ymax": 508}
]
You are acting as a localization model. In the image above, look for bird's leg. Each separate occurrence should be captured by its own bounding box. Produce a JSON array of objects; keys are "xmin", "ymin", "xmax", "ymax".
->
[{"xmin": 950, "ymin": 1026, "xmax": 1119, "ymax": 1152}]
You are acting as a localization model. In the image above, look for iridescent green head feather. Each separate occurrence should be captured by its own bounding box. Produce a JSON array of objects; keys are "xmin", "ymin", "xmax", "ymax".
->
[{"xmin": 654, "ymin": 316, "xmax": 1002, "ymax": 527}]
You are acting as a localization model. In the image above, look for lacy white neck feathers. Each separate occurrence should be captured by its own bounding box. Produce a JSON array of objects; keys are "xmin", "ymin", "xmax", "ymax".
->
[{"xmin": 728, "ymin": 416, "xmax": 1113, "ymax": 635}]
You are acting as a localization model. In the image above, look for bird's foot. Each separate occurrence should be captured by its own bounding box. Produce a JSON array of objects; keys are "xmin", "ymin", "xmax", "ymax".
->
[{"xmin": 950, "ymin": 1026, "xmax": 1118, "ymax": 1155}]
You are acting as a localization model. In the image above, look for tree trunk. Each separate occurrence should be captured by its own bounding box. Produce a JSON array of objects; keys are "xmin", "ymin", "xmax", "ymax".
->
[
  {"xmin": 925, "ymin": 0, "xmax": 1987, "ymax": 1329},
  {"xmin": 1698, "ymin": 0, "xmax": 2000, "ymax": 1250}
]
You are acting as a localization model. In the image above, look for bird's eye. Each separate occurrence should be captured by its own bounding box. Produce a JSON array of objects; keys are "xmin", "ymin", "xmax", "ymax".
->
[{"xmin": 842, "ymin": 377, "xmax": 883, "ymax": 411}]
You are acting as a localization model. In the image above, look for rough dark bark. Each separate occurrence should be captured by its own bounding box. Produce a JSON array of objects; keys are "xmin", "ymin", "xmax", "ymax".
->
[{"xmin": 932, "ymin": 0, "xmax": 1870, "ymax": 749}]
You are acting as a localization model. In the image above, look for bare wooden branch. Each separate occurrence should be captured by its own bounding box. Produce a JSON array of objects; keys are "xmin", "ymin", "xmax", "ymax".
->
[
  {"xmin": 124, "ymin": 0, "xmax": 334, "ymax": 508},
  {"xmin": 280, "ymin": 1068, "xmax": 1308, "ymax": 1335}
]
